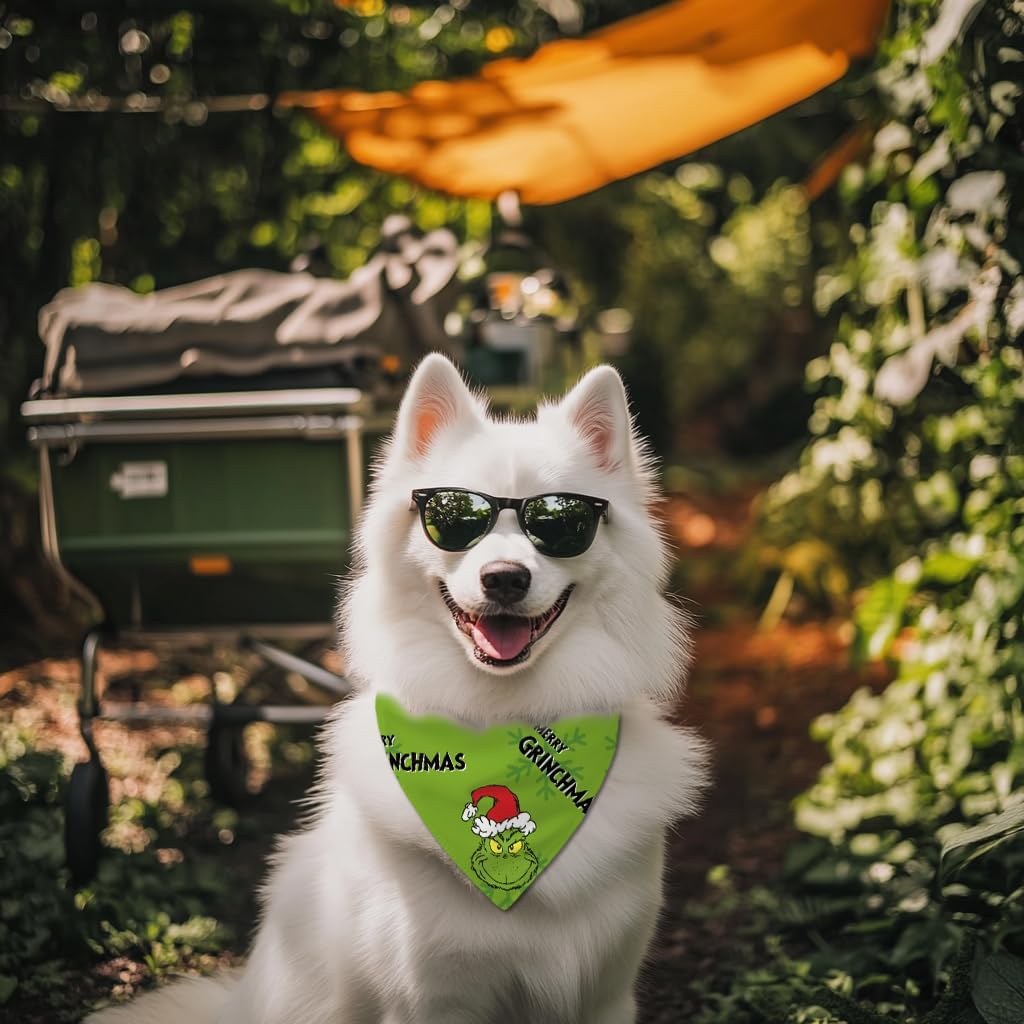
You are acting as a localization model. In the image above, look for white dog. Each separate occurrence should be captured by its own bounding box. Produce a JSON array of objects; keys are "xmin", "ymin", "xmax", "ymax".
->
[{"xmin": 89, "ymin": 354, "xmax": 709, "ymax": 1024}]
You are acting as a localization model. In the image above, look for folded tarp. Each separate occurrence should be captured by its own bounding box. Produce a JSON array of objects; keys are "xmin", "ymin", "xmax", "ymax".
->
[{"xmin": 37, "ymin": 218, "xmax": 460, "ymax": 396}]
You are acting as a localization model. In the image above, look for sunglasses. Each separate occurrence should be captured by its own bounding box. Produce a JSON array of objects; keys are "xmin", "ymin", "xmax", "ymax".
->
[{"xmin": 410, "ymin": 488, "xmax": 610, "ymax": 558}]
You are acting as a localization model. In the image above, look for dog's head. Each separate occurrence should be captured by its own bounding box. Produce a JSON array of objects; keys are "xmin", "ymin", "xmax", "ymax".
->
[{"xmin": 342, "ymin": 354, "xmax": 690, "ymax": 723}]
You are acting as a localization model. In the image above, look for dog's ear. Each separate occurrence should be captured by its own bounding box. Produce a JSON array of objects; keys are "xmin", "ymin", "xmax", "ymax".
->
[
  {"xmin": 392, "ymin": 353, "xmax": 484, "ymax": 461},
  {"xmin": 559, "ymin": 365, "xmax": 636, "ymax": 474}
]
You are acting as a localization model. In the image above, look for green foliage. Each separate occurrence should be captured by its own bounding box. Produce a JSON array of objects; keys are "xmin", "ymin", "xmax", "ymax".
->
[
  {"xmin": 940, "ymin": 802, "xmax": 1024, "ymax": 881},
  {"xmin": 735, "ymin": 0, "xmax": 1024, "ymax": 1021},
  {"xmin": 757, "ymin": 0, "xmax": 1023, "ymax": 588},
  {"xmin": 0, "ymin": 723, "xmax": 232, "ymax": 1017},
  {"xmin": 689, "ymin": 817, "xmax": 1024, "ymax": 1024},
  {"xmin": 616, "ymin": 174, "xmax": 817, "ymax": 448},
  {"xmin": 541, "ymin": 150, "xmax": 835, "ymax": 455},
  {"xmin": 973, "ymin": 952, "xmax": 1024, "ymax": 1024}
]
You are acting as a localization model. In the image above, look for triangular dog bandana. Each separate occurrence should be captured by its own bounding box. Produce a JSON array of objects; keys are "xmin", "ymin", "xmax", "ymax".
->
[{"xmin": 376, "ymin": 693, "xmax": 620, "ymax": 909}]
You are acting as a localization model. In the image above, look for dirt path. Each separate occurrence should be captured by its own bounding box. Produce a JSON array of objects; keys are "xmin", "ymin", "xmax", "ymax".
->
[
  {"xmin": 635, "ymin": 494, "xmax": 888, "ymax": 1021},
  {"xmin": 638, "ymin": 615, "xmax": 887, "ymax": 1021}
]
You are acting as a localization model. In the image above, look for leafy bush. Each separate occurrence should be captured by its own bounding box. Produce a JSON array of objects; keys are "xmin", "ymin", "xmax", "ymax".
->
[
  {"xmin": 738, "ymin": 0, "xmax": 1024, "ymax": 1020},
  {"xmin": 0, "ymin": 724, "xmax": 232, "ymax": 1019},
  {"xmin": 621, "ymin": 175, "xmax": 819, "ymax": 451},
  {"xmin": 757, "ymin": 0, "xmax": 1023, "ymax": 591}
]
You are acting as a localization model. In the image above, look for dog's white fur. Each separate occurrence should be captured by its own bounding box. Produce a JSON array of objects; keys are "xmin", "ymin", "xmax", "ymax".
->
[{"xmin": 88, "ymin": 355, "xmax": 709, "ymax": 1024}]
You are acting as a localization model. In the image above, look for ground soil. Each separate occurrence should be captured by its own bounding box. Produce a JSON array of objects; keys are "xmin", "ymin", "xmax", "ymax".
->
[{"xmin": 0, "ymin": 488, "xmax": 888, "ymax": 1022}]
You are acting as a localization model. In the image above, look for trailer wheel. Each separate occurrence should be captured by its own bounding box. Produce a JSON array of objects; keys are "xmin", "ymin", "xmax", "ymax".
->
[
  {"xmin": 65, "ymin": 758, "xmax": 109, "ymax": 885},
  {"xmin": 205, "ymin": 721, "xmax": 250, "ymax": 807}
]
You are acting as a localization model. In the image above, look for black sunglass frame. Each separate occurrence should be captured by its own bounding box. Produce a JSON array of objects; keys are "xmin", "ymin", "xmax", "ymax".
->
[{"xmin": 410, "ymin": 487, "xmax": 610, "ymax": 557}]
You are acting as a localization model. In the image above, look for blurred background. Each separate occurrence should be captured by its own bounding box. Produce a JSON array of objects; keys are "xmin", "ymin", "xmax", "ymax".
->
[{"xmin": 1, "ymin": 1, "xmax": 1022, "ymax": 1022}]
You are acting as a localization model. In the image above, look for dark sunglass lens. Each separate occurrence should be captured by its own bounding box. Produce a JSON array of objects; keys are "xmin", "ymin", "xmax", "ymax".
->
[
  {"xmin": 422, "ymin": 491, "xmax": 493, "ymax": 551},
  {"xmin": 522, "ymin": 496, "xmax": 598, "ymax": 557}
]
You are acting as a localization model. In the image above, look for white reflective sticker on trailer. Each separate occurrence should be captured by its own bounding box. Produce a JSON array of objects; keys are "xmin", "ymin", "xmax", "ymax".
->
[{"xmin": 109, "ymin": 461, "xmax": 168, "ymax": 499}]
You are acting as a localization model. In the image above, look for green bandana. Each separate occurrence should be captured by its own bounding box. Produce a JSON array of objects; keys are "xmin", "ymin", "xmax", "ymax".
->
[{"xmin": 376, "ymin": 693, "xmax": 621, "ymax": 909}]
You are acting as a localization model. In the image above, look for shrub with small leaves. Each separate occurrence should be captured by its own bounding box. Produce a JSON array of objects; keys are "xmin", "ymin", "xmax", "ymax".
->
[
  {"xmin": 0, "ymin": 723, "xmax": 231, "ymax": 1018},
  {"xmin": 740, "ymin": 0, "xmax": 1024, "ymax": 1021}
]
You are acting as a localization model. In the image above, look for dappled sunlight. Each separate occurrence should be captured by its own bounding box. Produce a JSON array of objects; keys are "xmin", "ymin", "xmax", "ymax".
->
[{"xmin": 0, "ymin": 648, "xmax": 319, "ymax": 1016}]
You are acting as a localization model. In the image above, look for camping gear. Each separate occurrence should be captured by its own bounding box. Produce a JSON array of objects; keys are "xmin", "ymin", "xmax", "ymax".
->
[
  {"xmin": 453, "ymin": 216, "xmax": 583, "ymax": 392},
  {"xmin": 39, "ymin": 217, "xmax": 459, "ymax": 397},
  {"xmin": 23, "ymin": 221, "xmax": 459, "ymax": 882}
]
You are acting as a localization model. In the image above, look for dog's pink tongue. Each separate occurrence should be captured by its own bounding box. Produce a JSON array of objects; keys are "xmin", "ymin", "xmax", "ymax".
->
[{"xmin": 471, "ymin": 616, "xmax": 532, "ymax": 661}]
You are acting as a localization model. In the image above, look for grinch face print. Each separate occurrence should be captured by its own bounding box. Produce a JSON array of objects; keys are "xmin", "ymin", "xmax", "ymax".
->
[
  {"xmin": 461, "ymin": 784, "xmax": 539, "ymax": 892},
  {"xmin": 471, "ymin": 829, "xmax": 539, "ymax": 891},
  {"xmin": 375, "ymin": 694, "xmax": 620, "ymax": 909}
]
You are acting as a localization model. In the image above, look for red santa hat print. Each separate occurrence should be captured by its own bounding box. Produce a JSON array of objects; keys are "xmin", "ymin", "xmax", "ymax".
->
[{"xmin": 461, "ymin": 784, "xmax": 537, "ymax": 839}]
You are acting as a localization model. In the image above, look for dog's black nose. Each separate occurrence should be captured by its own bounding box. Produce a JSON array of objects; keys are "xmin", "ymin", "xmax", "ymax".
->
[{"xmin": 480, "ymin": 561, "xmax": 531, "ymax": 605}]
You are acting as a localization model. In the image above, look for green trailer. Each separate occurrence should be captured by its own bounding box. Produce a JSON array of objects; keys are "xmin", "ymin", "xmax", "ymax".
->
[
  {"xmin": 26, "ymin": 388, "xmax": 369, "ymax": 629},
  {"xmin": 23, "ymin": 385, "xmax": 388, "ymax": 882}
]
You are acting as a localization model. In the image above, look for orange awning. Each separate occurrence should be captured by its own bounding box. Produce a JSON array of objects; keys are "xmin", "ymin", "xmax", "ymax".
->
[{"xmin": 281, "ymin": 0, "xmax": 889, "ymax": 205}]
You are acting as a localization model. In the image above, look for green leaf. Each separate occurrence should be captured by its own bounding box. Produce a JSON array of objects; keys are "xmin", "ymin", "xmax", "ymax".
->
[
  {"xmin": 940, "ymin": 803, "xmax": 1024, "ymax": 879},
  {"xmin": 921, "ymin": 551, "xmax": 979, "ymax": 585},
  {"xmin": 952, "ymin": 1008, "xmax": 986, "ymax": 1024},
  {"xmin": 973, "ymin": 953, "xmax": 1024, "ymax": 1024},
  {"xmin": 0, "ymin": 975, "xmax": 17, "ymax": 1003},
  {"xmin": 853, "ymin": 577, "xmax": 913, "ymax": 662}
]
